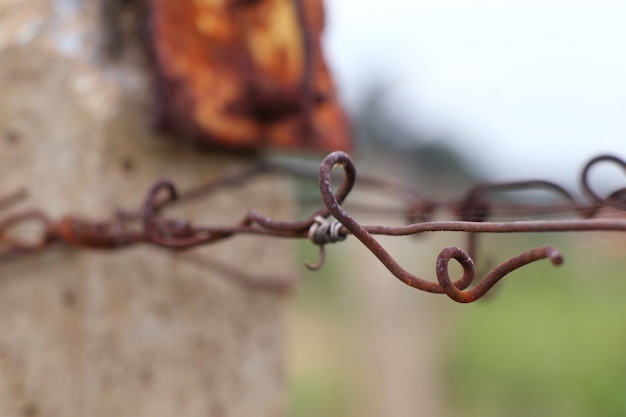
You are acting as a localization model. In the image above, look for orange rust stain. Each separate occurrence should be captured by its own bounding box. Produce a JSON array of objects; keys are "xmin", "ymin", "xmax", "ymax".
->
[{"xmin": 149, "ymin": 0, "xmax": 351, "ymax": 152}]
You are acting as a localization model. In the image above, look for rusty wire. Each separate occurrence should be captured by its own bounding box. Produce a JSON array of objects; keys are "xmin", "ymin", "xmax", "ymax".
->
[{"xmin": 1, "ymin": 152, "xmax": 626, "ymax": 302}]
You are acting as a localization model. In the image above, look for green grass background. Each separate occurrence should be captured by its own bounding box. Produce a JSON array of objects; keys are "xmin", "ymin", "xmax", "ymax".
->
[
  {"xmin": 446, "ymin": 235, "xmax": 626, "ymax": 417},
  {"xmin": 289, "ymin": 233, "xmax": 626, "ymax": 416}
]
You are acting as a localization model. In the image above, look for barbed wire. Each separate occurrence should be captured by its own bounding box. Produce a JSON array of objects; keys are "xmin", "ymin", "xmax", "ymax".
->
[{"xmin": 1, "ymin": 152, "xmax": 626, "ymax": 303}]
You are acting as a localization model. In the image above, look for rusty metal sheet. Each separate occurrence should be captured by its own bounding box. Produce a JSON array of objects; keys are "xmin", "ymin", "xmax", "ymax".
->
[{"xmin": 149, "ymin": 0, "xmax": 351, "ymax": 152}]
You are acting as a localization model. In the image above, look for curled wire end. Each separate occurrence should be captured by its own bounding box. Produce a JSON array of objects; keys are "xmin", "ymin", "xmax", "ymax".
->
[
  {"xmin": 436, "ymin": 245, "xmax": 564, "ymax": 303},
  {"xmin": 546, "ymin": 247, "xmax": 564, "ymax": 265},
  {"xmin": 0, "ymin": 210, "xmax": 55, "ymax": 257},
  {"xmin": 581, "ymin": 154, "xmax": 626, "ymax": 211},
  {"xmin": 142, "ymin": 179, "xmax": 188, "ymax": 248},
  {"xmin": 143, "ymin": 179, "xmax": 179, "ymax": 216},
  {"xmin": 304, "ymin": 244, "xmax": 326, "ymax": 271},
  {"xmin": 304, "ymin": 216, "xmax": 347, "ymax": 270}
]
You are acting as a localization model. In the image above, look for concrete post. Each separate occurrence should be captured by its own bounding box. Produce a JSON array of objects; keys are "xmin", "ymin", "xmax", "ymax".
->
[{"xmin": 0, "ymin": 1, "xmax": 293, "ymax": 416}]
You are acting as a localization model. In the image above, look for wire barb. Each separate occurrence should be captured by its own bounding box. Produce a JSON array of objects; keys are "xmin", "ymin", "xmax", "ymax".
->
[{"xmin": 304, "ymin": 215, "xmax": 347, "ymax": 270}]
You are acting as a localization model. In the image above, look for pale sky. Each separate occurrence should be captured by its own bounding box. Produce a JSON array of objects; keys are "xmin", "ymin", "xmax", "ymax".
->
[{"xmin": 323, "ymin": 0, "xmax": 626, "ymax": 186}]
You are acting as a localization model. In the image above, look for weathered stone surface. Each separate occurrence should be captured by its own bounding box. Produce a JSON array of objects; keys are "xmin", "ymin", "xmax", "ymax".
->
[{"xmin": 0, "ymin": 1, "xmax": 293, "ymax": 415}]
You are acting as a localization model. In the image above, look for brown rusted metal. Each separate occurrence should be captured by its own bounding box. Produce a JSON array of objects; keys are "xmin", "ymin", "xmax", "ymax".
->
[
  {"xmin": 2, "ymin": 152, "xmax": 626, "ymax": 301},
  {"xmin": 147, "ymin": 0, "xmax": 351, "ymax": 152}
]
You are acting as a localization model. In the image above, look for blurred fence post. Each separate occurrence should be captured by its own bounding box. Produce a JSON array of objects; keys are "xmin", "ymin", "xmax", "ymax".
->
[{"xmin": 0, "ymin": 2, "xmax": 294, "ymax": 416}]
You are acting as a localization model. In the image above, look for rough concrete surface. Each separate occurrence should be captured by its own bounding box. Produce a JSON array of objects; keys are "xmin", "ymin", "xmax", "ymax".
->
[{"xmin": 0, "ymin": 1, "xmax": 293, "ymax": 416}]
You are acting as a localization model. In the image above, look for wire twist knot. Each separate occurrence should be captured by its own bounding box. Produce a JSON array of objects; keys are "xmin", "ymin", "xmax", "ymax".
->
[{"xmin": 308, "ymin": 216, "xmax": 347, "ymax": 245}]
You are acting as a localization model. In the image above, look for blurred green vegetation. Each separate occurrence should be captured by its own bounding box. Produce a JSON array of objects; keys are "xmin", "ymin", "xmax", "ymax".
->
[
  {"xmin": 445, "ymin": 235, "xmax": 626, "ymax": 417},
  {"xmin": 289, "ymin": 234, "xmax": 626, "ymax": 417}
]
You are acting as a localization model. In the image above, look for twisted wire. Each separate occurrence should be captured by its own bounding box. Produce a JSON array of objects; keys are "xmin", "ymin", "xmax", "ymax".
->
[{"xmin": 1, "ymin": 152, "xmax": 626, "ymax": 302}]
